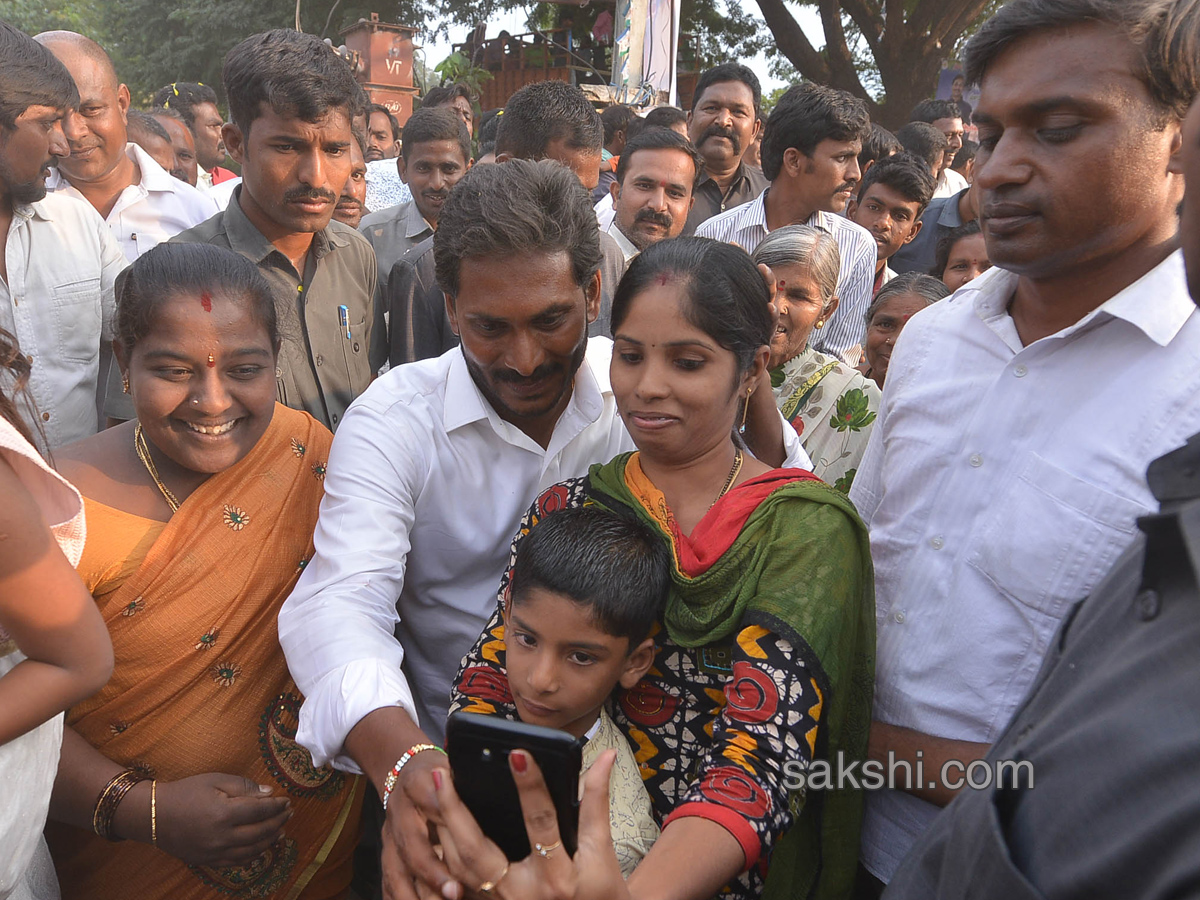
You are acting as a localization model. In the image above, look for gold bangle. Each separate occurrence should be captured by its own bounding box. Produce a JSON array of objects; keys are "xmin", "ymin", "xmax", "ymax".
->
[
  {"xmin": 150, "ymin": 779, "xmax": 157, "ymax": 846},
  {"xmin": 92, "ymin": 770, "xmax": 147, "ymax": 841}
]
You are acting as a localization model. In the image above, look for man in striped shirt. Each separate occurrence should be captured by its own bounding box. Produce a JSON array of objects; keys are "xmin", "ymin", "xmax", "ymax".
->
[{"xmin": 696, "ymin": 82, "xmax": 877, "ymax": 362}]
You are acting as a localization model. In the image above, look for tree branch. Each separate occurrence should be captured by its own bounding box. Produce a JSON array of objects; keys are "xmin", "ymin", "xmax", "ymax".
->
[
  {"xmin": 934, "ymin": 0, "xmax": 993, "ymax": 47},
  {"xmin": 753, "ymin": 0, "xmax": 831, "ymax": 83},
  {"xmin": 816, "ymin": 0, "xmax": 870, "ymax": 100},
  {"xmin": 840, "ymin": 0, "xmax": 885, "ymax": 54}
]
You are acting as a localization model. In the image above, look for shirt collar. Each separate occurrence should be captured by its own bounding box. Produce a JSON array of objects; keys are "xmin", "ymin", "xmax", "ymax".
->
[
  {"xmin": 969, "ymin": 249, "xmax": 1194, "ymax": 349},
  {"xmin": 937, "ymin": 191, "xmax": 968, "ymax": 227},
  {"xmin": 403, "ymin": 200, "xmax": 434, "ymax": 239},
  {"xmin": 607, "ymin": 222, "xmax": 639, "ymax": 261},
  {"xmin": 700, "ymin": 161, "xmax": 749, "ymax": 190},
  {"xmin": 223, "ymin": 184, "xmax": 341, "ymax": 263},
  {"xmin": 730, "ymin": 189, "xmax": 769, "ymax": 239},
  {"xmin": 125, "ymin": 141, "xmax": 179, "ymax": 193},
  {"xmin": 441, "ymin": 337, "xmax": 611, "ymax": 437}
]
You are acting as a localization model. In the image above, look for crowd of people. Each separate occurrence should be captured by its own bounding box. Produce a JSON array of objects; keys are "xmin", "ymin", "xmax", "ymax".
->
[{"xmin": 0, "ymin": 0, "xmax": 1198, "ymax": 898}]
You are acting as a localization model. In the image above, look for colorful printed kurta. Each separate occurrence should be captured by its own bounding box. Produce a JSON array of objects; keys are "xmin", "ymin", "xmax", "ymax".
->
[
  {"xmin": 47, "ymin": 405, "xmax": 362, "ymax": 900},
  {"xmin": 451, "ymin": 454, "xmax": 875, "ymax": 900},
  {"xmin": 770, "ymin": 346, "xmax": 881, "ymax": 493}
]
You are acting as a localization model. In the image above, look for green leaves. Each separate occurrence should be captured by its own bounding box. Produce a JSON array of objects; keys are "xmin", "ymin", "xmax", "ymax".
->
[{"xmin": 828, "ymin": 388, "xmax": 876, "ymax": 433}]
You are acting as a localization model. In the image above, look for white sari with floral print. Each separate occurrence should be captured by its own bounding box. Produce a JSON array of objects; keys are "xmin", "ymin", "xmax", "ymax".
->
[{"xmin": 770, "ymin": 346, "xmax": 882, "ymax": 492}]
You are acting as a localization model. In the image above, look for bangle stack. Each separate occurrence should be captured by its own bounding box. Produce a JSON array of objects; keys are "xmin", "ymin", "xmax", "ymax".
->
[
  {"xmin": 381, "ymin": 743, "xmax": 445, "ymax": 811},
  {"xmin": 92, "ymin": 770, "xmax": 147, "ymax": 841}
]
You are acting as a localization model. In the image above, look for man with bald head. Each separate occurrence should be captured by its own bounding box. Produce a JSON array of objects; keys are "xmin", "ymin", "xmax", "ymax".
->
[{"xmin": 34, "ymin": 30, "xmax": 215, "ymax": 261}]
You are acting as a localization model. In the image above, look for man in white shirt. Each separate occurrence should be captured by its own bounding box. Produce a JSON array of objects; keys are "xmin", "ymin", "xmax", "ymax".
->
[
  {"xmin": 697, "ymin": 82, "xmax": 876, "ymax": 362},
  {"xmin": 34, "ymin": 31, "xmax": 216, "ymax": 261},
  {"xmin": 279, "ymin": 158, "xmax": 807, "ymax": 900},
  {"xmin": 606, "ymin": 128, "xmax": 701, "ymax": 262},
  {"xmin": 909, "ymin": 99, "xmax": 969, "ymax": 199},
  {"xmin": 0, "ymin": 24, "xmax": 126, "ymax": 450},
  {"xmin": 850, "ymin": 0, "xmax": 1200, "ymax": 888}
]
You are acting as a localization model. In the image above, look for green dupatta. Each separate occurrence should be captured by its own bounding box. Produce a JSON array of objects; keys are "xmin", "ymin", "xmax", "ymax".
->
[{"xmin": 587, "ymin": 452, "xmax": 876, "ymax": 900}]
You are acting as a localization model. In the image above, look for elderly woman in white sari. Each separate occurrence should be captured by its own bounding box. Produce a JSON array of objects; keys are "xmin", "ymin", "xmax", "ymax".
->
[{"xmin": 753, "ymin": 225, "xmax": 881, "ymax": 492}]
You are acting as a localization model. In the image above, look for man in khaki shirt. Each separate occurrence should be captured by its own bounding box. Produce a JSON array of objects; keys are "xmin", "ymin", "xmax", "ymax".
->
[{"xmin": 172, "ymin": 29, "xmax": 379, "ymax": 431}]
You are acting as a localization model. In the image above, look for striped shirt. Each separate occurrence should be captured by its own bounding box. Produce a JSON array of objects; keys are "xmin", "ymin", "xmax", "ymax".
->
[{"xmin": 695, "ymin": 189, "xmax": 877, "ymax": 361}]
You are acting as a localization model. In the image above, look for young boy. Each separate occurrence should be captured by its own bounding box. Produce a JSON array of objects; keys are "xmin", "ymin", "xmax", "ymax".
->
[
  {"xmin": 847, "ymin": 153, "xmax": 937, "ymax": 293},
  {"xmin": 499, "ymin": 506, "xmax": 670, "ymax": 876}
]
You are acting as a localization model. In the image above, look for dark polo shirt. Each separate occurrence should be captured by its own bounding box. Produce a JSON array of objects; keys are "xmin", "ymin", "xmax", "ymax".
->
[
  {"xmin": 885, "ymin": 432, "xmax": 1200, "ymax": 900},
  {"xmin": 172, "ymin": 187, "xmax": 382, "ymax": 431},
  {"xmin": 683, "ymin": 162, "xmax": 768, "ymax": 234}
]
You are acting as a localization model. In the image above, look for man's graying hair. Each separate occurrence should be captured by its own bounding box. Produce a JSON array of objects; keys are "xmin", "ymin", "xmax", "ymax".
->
[
  {"xmin": 965, "ymin": 0, "xmax": 1200, "ymax": 122},
  {"xmin": 433, "ymin": 158, "xmax": 603, "ymax": 298}
]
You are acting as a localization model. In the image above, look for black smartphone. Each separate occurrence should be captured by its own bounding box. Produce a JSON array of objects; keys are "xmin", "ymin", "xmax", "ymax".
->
[{"xmin": 445, "ymin": 712, "xmax": 584, "ymax": 861}]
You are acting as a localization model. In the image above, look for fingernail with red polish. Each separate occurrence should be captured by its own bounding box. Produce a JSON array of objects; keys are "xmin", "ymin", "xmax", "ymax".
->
[
  {"xmin": 511, "ymin": 750, "xmax": 528, "ymax": 774},
  {"xmin": 432, "ymin": 769, "xmax": 443, "ymax": 791}
]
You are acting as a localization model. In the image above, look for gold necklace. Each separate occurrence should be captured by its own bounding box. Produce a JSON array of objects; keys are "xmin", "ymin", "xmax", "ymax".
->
[
  {"xmin": 134, "ymin": 424, "xmax": 181, "ymax": 513},
  {"xmin": 710, "ymin": 448, "xmax": 744, "ymax": 509}
]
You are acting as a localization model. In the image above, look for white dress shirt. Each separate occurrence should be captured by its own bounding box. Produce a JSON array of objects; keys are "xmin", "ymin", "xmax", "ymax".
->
[
  {"xmin": 605, "ymin": 219, "xmax": 639, "ymax": 262},
  {"xmin": 46, "ymin": 142, "xmax": 217, "ymax": 261},
  {"xmin": 0, "ymin": 192, "xmax": 127, "ymax": 451},
  {"xmin": 280, "ymin": 338, "xmax": 810, "ymax": 769},
  {"xmin": 932, "ymin": 166, "xmax": 969, "ymax": 200},
  {"xmin": 850, "ymin": 251, "xmax": 1200, "ymax": 881},
  {"xmin": 694, "ymin": 189, "xmax": 876, "ymax": 362},
  {"xmin": 595, "ymin": 192, "xmax": 617, "ymax": 230}
]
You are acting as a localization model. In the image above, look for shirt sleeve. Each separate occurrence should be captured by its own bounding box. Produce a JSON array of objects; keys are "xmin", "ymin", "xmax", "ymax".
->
[{"xmin": 278, "ymin": 392, "xmax": 426, "ymax": 772}]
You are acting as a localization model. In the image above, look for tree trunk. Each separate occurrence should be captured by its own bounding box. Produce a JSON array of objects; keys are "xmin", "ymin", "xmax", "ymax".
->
[{"xmin": 753, "ymin": 0, "xmax": 993, "ymax": 131}]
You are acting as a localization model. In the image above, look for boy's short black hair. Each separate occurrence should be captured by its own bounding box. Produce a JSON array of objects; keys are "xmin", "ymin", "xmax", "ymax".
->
[
  {"xmin": 909, "ymin": 98, "xmax": 962, "ymax": 124},
  {"xmin": 859, "ymin": 122, "xmax": 902, "ymax": 169},
  {"xmin": 615, "ymin": 128, "xmax": 703, "ymax": 190},
  {"xmin": 400, "ymin": 106, "xmax": 471, "ymax": 164},
  {"xmin": 511, "ymin": 506, "xmax": 671, "ymax": 647},
  {"xmin": 856, "ymin": 152, "xmax": 937, "ymax": 217}
]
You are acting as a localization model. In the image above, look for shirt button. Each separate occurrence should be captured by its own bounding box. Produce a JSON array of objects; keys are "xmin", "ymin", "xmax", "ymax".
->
[
  {"xmin": 25, "ymin": 354, "xmax": 33, "ymax": 365},
  {"xmin": 929, "ymin": 536, "xmax": 944, "ymax": 550},
  {"xmin": 970, "ymin": 453, "xmax": 984, "ymax": 467},
  {"xmin": 315, "ymin": 355, "xmax": 323, "ymax": 366},
  {"xmin": 893, "ymin": 610, "xmax": 906, "ymax": 623},
  {"xmin": 1014, "ymin": 365, "xmax": 1028, "ymax": 377},
  {"xmin": 1136, "ymin": 589, "xmax": 1160, "ymax": 621},
  {"xmin": 41, "ymin": 412, "xmax": 50, "ymax": 421},
  {"xmin": 275, "ymin": 366, "xmax": 283, "ymax": 378}
]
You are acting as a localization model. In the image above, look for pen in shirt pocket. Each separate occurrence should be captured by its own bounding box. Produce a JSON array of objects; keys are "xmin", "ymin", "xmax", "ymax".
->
[{"xmin": 338, "ymin": 305, "xmax": 351, "ymax": 340}]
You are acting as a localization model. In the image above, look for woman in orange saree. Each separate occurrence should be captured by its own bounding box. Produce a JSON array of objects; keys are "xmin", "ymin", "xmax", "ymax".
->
[{"xmin": 46, "ymin": 244, "xmax": 362, "ymax": 899}]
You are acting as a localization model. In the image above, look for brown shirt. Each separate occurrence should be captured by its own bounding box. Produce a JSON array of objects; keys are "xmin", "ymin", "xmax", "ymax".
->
[
  {"xmin": 683, "ymin": 162, "xmax": 769, "ymax": 234},
  {"xmin": 172, "ymin": 187, "xmax": 382, "ymax": 431}
]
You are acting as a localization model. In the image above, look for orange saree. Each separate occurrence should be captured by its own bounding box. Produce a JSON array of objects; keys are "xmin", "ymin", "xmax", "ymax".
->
[{"xmin": 46, "ymin": 404, "xmax": 362, "ymax": 900}]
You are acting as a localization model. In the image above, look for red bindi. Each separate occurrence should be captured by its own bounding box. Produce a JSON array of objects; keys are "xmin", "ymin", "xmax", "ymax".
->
[
  {"xmin": 206, "ymin": 352, "xmax": 216, "ymax": 368},
  {"xmin": 778, "ymin": 280, "xmax": 786, "ymax": 288},
  {"xmin": 656, "ymin": 273, "xmax": 670, "ymax": 286},
  {"xmin": 200, "ymin": 291, "xmax": 212, "ymax": 313}
]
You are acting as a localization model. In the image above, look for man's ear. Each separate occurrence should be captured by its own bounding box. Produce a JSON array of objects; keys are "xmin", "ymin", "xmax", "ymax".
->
[
  {"xmin": 445, "ymin": 291, "xmax": 460, "ymax": 336},
  {"xmin": 618, "ymin": 636, "xmax": 657, "ymax": 689},
  {"xmin": 397, "ymin": 155, "xmax": 408, "ymax": 184},
  {"xmin": 495, "ymin": 150, "xmax": 513, "ymax": 164},
  {"xmin": 846, "ymin": 196, "xmax": 859, "ymax": 220},
  {"xmin": 584, "ymin": 269, "xmax": 602, "ymax": 325},
  {"xmin": 1166, "ymin": 120, "xmax": 1185, "ymax": 175},
  {"xmin": 117, "ymin": 84, "xmax": 131, "ymax": 123},
  {"xmin": 222, "ymin": 122, "xmax": 245, "ymax": 166},
  {"xmin": 903, "ymin": 218, "xmax": 923, "ymax": 245},
  {"xmin": 610, "ymin": 179, "xmax": 621, "ymax": 203}
]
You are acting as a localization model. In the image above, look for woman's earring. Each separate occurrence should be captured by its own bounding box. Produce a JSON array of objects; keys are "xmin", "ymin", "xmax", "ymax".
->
[
  {"xmin": 122, "ymin": 372, "xmax": 130, "ymax": 394},
  {"xmin": 738, "ymin": 388, "xmax": 753, "ymax": 435}
]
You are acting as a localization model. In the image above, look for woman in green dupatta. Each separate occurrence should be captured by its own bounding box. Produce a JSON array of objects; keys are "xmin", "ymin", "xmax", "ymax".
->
[
  {"xmin": 446, "ymin": 237, "xmax": 875, "ymax": 900},
  {"xmin": 752, "ymin": 226, "xmax": 881, "ymax": 493}
]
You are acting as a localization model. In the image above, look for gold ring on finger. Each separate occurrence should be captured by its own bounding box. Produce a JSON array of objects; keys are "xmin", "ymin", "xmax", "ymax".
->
[
  {"xmin": 478, "ymin": 862, "xmax": 509, "ymax": 894},
  {"xmin": 534, "ymin": 840, "xmax": 562, "ymax": 859}
]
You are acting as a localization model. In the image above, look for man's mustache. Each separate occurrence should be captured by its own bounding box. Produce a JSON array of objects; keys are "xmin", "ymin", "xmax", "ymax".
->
[
  {"xmin": 634, "ymin": 209, "xmax": 673, "ymax": 229},
  {"xmin": 283, "ymin": 186, "xmax": 337, "ymax": 204},
  {"xmin": 700, "ymin": 124, "xmax": 741, "ymax": 155},
  {"xmin": 492, "ymin": 362, "xmax": 563, "ymax": 384}
]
